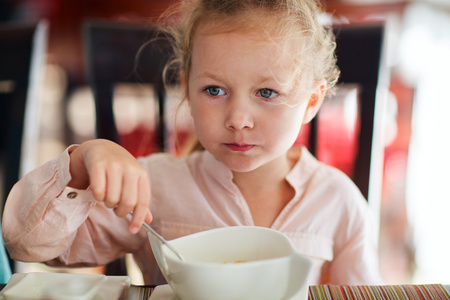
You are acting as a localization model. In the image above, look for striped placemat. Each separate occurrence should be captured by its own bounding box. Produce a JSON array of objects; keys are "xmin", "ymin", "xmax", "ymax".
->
[{"xmin": 309, "ymin": 284, "xmax": 450, "ymax": 300}]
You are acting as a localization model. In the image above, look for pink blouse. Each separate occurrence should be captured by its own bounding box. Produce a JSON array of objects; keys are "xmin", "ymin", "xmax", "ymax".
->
[{"xmin": 2, "ymin": 146, "xmax": 383, "ymax": 285}]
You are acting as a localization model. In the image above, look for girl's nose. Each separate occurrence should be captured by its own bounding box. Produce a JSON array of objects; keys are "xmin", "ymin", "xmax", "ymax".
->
[{"xmin": 224, "ymin": 97, "xmax": 254, "ymax": 131}]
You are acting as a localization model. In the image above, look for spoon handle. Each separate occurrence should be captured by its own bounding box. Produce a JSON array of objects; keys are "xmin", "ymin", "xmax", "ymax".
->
[
  {"xmin": 130, "ymin": 212, "xmax": 185, "ymax": 261},
  {"xmin": 142, "ymin": 223, "xmax": 185, "ymax": 262}
]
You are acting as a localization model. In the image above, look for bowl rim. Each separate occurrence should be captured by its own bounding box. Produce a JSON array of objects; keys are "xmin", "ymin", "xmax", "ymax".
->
[
  {"xmin": 163, "ymin": 225, "xmax": 299, "ymax": 267},
  {"xmin": 170, "ymin": 225, "xmax": 294, "ymax": 242}
]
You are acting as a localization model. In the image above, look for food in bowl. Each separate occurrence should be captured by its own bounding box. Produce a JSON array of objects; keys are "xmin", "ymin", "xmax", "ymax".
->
[
  {"xmin": 223, "ymin": 260, "xmax": 246, "ymax": 264},
  {"xmin": 147, "ymin": 226, "xmax": 312, "ymax": 300}
]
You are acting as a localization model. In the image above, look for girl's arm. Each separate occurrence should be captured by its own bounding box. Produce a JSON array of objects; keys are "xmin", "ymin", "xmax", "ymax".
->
[{"xmin": 2, "ymin": 139, "xmax": 152, "ymax": 265}]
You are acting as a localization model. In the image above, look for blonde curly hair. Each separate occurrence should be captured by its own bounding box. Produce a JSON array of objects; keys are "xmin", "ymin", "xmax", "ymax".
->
[{"xmin": 161, "ymin": 0, "xmax": 340, "ymax": 103}]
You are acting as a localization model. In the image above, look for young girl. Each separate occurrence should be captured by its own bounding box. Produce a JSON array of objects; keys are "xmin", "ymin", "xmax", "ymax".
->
[{"xmin": 2, "ymin": 0, "xmax": 383, "ymax": 285}]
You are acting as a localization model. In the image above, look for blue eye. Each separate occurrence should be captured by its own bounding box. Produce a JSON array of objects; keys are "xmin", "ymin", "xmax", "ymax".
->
[
  {"xmin": 206, "ymin": 87, "xmax": 225, "ymax": 96},
  {"xmin": 257, "ymin": 88, "xmax": 277, "ymax": 99}
]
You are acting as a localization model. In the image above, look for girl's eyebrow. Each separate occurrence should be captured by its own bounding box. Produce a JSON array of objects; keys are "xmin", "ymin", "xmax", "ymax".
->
[{"xmin": 197, "ymin": 71, "xmax": 280, "ymax": 86}]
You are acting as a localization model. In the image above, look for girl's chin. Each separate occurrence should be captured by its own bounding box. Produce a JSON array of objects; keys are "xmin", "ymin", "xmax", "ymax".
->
[{"xmin": 218, "ymin": 157, "xmax": 262, "ymax": 173}]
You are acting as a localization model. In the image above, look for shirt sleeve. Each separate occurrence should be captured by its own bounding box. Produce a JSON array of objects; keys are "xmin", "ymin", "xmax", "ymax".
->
[
  {"xmin": 2, "ymin": 146, "xmax": 146, "ymax": 268},
  {"xmin": 327, "ymin": 186, "xmax": 384, "ymax": 285}
]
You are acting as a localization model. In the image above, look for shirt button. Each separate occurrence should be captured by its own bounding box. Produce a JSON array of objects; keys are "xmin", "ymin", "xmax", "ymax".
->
[{"xmin": 67, "ymin": 192, "xmax": 78, "ymax": 199}]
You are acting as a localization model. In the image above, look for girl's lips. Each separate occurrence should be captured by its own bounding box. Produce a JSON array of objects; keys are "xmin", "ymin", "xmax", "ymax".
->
[{"xmin": 225, "ymin": 143, "xmax": 255, "ymax": 152}]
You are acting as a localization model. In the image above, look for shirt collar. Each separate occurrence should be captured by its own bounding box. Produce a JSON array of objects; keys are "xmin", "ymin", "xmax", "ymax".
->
[{"xmin": 198, "ymin": 146, "xmax": 320, "ymax": 193}]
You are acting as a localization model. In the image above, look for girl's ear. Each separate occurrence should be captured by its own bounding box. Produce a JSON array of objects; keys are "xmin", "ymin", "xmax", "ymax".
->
[{"xmin": 303, "ymin": 78, "xmax": 327, "ymax": 124}]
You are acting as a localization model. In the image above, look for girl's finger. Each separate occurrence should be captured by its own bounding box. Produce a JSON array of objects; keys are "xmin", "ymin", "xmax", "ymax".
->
[
  {"xmin": 137, "ymin": 174, "xmax": 152, "ymax": 224},
  {"xmin": 129, "ymin": 175, "xmax": 152, "ymax": 234},
  {"xmin": 88, "ymin": 163, "xmax": 107, "ymax": 202},
  {"xmin": 129, "ymin": 204, "xmax": 148, "ymax": 234},
  {"xmin": 103, "ymin": 164, "xmax": 122, "ymax": 208},
  {"xmin": 114, "ymin": 172, "xmax": 138, "ymax": 218}
]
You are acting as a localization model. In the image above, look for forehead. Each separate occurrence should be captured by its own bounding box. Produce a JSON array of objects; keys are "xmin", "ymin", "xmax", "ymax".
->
[
  {"xmin": 192, "ymin": 22, "xmax": 299, "ymax": 69},
  {"xmin": 194, "ymin": 33, "xmax": 293, "ymax": 86}
]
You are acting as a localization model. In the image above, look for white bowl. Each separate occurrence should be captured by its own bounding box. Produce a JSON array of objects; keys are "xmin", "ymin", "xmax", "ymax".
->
[{"xmin": 148, "ymin": 226, "xmax": 312, "ymax": 300}]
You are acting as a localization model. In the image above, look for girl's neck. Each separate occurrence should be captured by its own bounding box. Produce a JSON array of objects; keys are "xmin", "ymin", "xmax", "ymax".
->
[
  {"xmin": 231, "ymin": 153, "xmax": 297, "ymax": 227},
  {"xmin": 231, "ymin": 153, "xmax": 293, "ymax": 189}
]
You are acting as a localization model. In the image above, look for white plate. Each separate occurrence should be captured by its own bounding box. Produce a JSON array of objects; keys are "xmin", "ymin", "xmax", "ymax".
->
[{"xmin": 0, "ymin": 273, "xmax": 131, "ymax": 300}]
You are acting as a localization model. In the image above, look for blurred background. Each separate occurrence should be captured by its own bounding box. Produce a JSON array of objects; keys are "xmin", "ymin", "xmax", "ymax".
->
[{"xmin": 1, "ymin": 0, "xmax": 450, "ymax": 285}]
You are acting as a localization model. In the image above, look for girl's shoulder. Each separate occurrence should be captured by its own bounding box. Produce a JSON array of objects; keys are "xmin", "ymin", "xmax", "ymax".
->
[{"xmin": 294, "ymin": 148, "xmax": 373, "ymax": 231}]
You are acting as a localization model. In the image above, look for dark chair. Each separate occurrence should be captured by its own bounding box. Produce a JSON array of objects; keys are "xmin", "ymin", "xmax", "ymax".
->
[
  {"xmin": 308, "ymin": 24, "xmax": 388, "ymax": 206},
  {"xmin": 84, "ymin": 21, "xmax": 177, "ymax": 156},
  {"xmin": 0, "ymin": 20, "xmax": 48, "ymax": 273}
]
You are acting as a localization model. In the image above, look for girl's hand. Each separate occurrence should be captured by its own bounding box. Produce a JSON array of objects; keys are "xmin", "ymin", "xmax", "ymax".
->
[{"xmin": 68, "ymin": 139, "xmax": 152, "ymax": 234}]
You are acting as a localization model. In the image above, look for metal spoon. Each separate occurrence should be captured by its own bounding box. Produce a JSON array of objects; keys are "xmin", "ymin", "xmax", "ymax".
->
[{"xmin": 129, "ymin": 212, "xmax": 185, "ymax": 261}]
